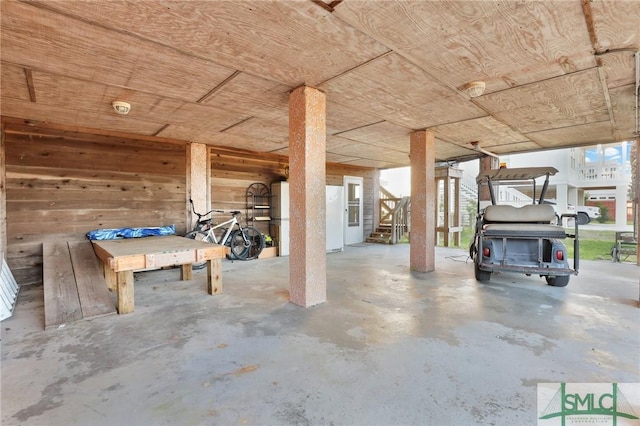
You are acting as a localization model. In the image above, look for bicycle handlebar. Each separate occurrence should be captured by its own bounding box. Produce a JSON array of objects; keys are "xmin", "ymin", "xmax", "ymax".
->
[{"xmin": 189, "ymin": 199, "xmax": 240, "ymax": 218}]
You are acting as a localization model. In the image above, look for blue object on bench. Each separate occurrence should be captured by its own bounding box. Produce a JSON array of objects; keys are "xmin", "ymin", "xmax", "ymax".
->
[{"xmin": 86, "ymin": 225, "xmax": 176, "ymax": 241}]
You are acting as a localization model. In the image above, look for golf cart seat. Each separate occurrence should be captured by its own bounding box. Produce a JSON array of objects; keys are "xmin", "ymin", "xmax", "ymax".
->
[{"xmin": 482, "ymin": 204, "xmax": 567, "ymax": 239}]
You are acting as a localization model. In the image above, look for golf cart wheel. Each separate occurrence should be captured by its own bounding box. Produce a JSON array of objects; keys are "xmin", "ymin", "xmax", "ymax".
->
[
  {"xmin": 576, "ymin": 212, "xmax": 590, "ymax": 225},
  {"xmin": 474, "ymin": 263, "xmax": 491, "ymax": 282},
  {"xmin": 545, "ymin": 275, "xmax": 569, "ymax": 287}
]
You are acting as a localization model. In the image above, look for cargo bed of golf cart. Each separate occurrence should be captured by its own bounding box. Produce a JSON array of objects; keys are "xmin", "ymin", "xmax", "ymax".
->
[{"xmin": 470, "ymin": 167, "xmax": 579, "ymax": 287}]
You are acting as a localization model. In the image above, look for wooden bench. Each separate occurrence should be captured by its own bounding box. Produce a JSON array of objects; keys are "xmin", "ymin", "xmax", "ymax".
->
[{"xmin": 43, "ymin": 241, "xmax": 116, "ymax": 329}]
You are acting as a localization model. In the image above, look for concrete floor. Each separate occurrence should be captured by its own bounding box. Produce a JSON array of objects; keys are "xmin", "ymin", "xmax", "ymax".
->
[{"xmin": 1, "ymin": 244, "xmax": 639, "ymax": 426}]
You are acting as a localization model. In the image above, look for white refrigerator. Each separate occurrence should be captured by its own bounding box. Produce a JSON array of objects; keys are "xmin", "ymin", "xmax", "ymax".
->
[
  {"xmin": 325, "ymin": 185, "xmax": 344, "ymax": 253},
  {"xmin": 271, "ymin": 182, "xmax": 344, "ymax": 256}
]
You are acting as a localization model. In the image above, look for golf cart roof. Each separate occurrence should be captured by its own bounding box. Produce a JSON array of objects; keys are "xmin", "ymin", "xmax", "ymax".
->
[{"xmin": 476, "ymin": 166, "xmax": 559, "ymax": 184}]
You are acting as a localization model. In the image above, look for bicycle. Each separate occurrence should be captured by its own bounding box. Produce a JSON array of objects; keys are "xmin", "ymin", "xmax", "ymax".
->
[{"xmin": 185, "ymin": 199, "xmax": 265, "ymax": 268}]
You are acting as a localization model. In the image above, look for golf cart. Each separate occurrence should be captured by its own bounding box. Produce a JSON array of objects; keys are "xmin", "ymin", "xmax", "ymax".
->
[{"xmin": 470, "ymin": 167, "xmax": 579, "ymax": 287}]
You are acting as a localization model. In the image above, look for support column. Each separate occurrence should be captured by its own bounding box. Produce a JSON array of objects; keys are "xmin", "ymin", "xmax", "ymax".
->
[
  {"xmin": 478, "ymin": 155, "xmax": 499, "ymax": 211},
  {"xmin": 615, "ymin": 184, "xmax": 627, "ymax": 228},
  {"xmin": 289, "ymin": 85, "xmax": 326, "ymax": 307},
  {"xmin": 0, "ymin": 127, "xmax": 6, "ymax": 260},
  {"xmin": 634, "ymin": 137, "xmax": 639, "ymax": 265},
  {"xmin": 410, "ymin": 130, "xmax": 436, "ymax": 272},
  {"xmin": 556, "ymin": 183, "xmax": 569, "ymax": 226},
  {"xmin": 568, "ymin": 186, "xmax": 579, "ymax": 209},
  {"xmin": 186, "ymin": 143, "xmax": 210, "ymax": 232}
]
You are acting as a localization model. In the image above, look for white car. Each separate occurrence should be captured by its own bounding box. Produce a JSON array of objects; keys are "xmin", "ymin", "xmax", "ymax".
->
[
  {"xmin": 544, "ymin": 202, "xmax": 601, "ymax": 225},
  {"xmin": 567, "ymin": 204, "xmax": 601, "ymax": 225}
]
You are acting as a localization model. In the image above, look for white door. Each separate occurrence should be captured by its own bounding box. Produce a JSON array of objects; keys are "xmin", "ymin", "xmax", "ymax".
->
[{"xmin": 343, "ymin": 176, "xmax": 363, "ymax": 245}]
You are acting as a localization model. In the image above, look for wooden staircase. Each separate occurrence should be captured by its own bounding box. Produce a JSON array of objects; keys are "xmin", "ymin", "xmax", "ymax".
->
[
  {"xmin": 366, "ymin": 188, "xmax": 410, "ymax": 245},
  {"xmin": 366, "ymin": 225, "xmax": 394, "ymax": 244}
]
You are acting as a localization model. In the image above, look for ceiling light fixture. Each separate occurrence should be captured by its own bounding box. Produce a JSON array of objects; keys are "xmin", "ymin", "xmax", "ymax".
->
[
  {"xmin": 112, "ymin": 101, "xmax": 131, "ymax": 115},
  {"xmin": 463, "ymin": 81, "xmax": 486, "ymax": 98}
]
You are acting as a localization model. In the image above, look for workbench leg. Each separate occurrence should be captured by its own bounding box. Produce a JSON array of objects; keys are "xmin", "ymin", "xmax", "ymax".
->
[
  {"xmin": 180, "ymin": 264, "xmax": 193, "ymax": 281},
  {"xmin": 207, "ymin": 258, "xmax": 222, "ymax": 295},
  {"xmin": 103, "ymin": 263, "xmax": 116, "ymax": 292},
  {"xmin": 117, "ymin": 270, "xmax": 135, "ymax": 314}
]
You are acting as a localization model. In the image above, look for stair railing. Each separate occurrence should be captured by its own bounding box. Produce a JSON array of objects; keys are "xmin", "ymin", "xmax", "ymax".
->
[
  {"xmin": 390, "ymin": 196, "xmax": 410, "ymax": 244},
  {"xmin": 379, "ymin": 187, "xmax": 400, "ymax": 224}
]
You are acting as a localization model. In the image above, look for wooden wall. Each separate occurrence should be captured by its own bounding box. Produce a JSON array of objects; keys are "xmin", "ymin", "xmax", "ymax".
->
[
  {"xmin": 2, "ymin": 124, "xmax": 378, "ymax": 286},
  {"xmin": 210, "ymin": 148, "xmax": 377, "ymax": 241},
  {"xmin": 4, "ymin": 129, "xmax": 187, "ymax": 285}
]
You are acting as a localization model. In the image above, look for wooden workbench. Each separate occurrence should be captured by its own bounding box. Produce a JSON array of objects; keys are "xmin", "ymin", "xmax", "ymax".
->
[{"xmin": 92, "ymin": 235, "xmax": 227, "ymax": 314}]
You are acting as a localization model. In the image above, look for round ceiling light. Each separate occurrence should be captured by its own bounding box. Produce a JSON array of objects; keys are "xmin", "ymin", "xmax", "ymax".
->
[
  {"xmin": 464, "ymin": 81, "xmax": 486, "ymax": 98},
  {"xmin": 112, "ymin": 101, "xmax": 131, "ymax": 115}
]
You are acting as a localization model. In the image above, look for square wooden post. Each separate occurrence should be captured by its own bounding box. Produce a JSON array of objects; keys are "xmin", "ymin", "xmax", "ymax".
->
[
  {"xmin": 186, "ymin": 143, "xmax": 210, "ymax": 232},
  {"xmin": 289, "ymin": 85, "xmax": 327, "ymax": 307},
  {"xmin": 410, "ymin": 130, "xmax": 436, "ymax": 272},
  {"xmin": 478, "ymin": 155, "xmax": 499, "ymax": 210}
]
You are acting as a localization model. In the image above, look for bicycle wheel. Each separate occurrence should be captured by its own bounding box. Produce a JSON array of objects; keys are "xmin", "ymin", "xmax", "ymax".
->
[
  {"xmin": 185, "ymin": 231, "xmax": 210, "ymax": 269},
  {"xmin": 230, "ymin": 227, "xmax": 265, "ymax": 260}
]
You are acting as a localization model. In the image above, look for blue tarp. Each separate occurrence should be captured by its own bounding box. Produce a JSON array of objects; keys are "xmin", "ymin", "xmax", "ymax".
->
[{"xmin": 86, "ymin": 225, "xmax": 176, "ymax": 241}]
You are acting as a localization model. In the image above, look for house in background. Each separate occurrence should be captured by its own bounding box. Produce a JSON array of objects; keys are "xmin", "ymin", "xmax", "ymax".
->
[
  {"xmin": 496, "ymin": 141, "xmax": 633, "ymax": 228},
  {"xmin": 384, "ymin": 141, "xmax": 633, "ymax": 232}
]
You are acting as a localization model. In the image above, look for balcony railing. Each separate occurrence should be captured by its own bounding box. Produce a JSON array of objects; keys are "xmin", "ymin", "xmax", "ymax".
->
[{"xmin": 573, "ymin": 163, "xmax": 630, "ymax": 185}]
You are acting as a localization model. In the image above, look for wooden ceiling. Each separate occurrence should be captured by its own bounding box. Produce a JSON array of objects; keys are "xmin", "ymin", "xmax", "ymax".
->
[{"xmin": 1, "ymin": 0, "xmax": 638, "ymax": 168}]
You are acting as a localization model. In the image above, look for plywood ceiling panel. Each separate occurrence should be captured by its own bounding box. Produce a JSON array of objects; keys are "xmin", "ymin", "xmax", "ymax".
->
[
  {"xmin": 30, "ymin": 71, "xmax": 184, "ymax": 121},
  {"xmin": 433, "ymin": 140, "xmax": 478, "ymax": 162},
  {"xmin": 321, "ymin": 53, "xmax": 486, "ymax": 129},
  {"xmin": 270, "ymin": 146, "xmax": 362, "ymax": 165},
  {"xmin": 430, "ymin": 116, "xmax": 532, "ymax": 148},
  {"xmin": 32, "ymin": 0, "xmax": 390, "ymax": 87},
  {"xmin": 1, "ymin": 2, "xmax": 235, "ymax": 102},
  {"xmin": 334, "ymin": 1, "xmax": 596, "ymax": 93},
  {"xmin": 204, "ymin": 131, "xmax": 285, "ymax": 153},
  {"xmin": 598, "ymin": 53, "xmax": 637, "ymax": 92},
  {"xmin": 326, "ymin": 101, "xmax": 384, "ymax": 135},
  {"xmin": 2, "ymin": 99, "xmax": 164, "ymax": 135},
  {"xmin": 342, "ymin": 158, "xmax": 405, "ymax": 168},
  {"xmin": 476, "ymin": 69, "xmax": 611, "ymax": 134},
  {"xmin": 168, "ymin": 104, "xmax": 249, "ymax": 132},
  {"xmin": 484, "ymin": 141, "xmax": 545, "ymax": 155},
  {"xmin": 1, "ymin": 1, "xmax": 637, "ymax": 166},
  {"xmin": 526, "ymin": 122, "xmax": 617, "ymax": 148},
  {"xmin": 25, "ymin": 69, "xmax": 250, "ymax": 136},
  {"xmin": 327, "ymin": 135, "xmax": 408, "ymax": 166},
  {"xmin": 221, "ymin": 117, "xmax": 289, "ymax": 146},
  {"xmin": 336, "ymin": 121, "xmax": 410, "ymax": 151},
  {"xmin": 591, "ymin": 1, "xmax": 640, "ymax": 50},
  {"xmin": 200, "ymin": 72, "xmax": 290, "ymax": 124}
]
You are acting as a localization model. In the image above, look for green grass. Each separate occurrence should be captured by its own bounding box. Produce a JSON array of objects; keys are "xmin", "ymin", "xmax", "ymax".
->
[{"xmin": 445, "ymin": 227, "xmax": 637, "ymax": 263}]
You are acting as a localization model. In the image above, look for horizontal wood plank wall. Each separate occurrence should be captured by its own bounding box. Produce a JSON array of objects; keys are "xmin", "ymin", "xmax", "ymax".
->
[
  {"xmin": 211, "ymin": 149, "xmax": 287, "ymax": 236},
  {"xmin": 210, "ymin": 148, "xmax": 376, "ymax": 240},
  {"xmin": 5, "ymin": 131, "xmax": 186, "ymax": 285}
]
